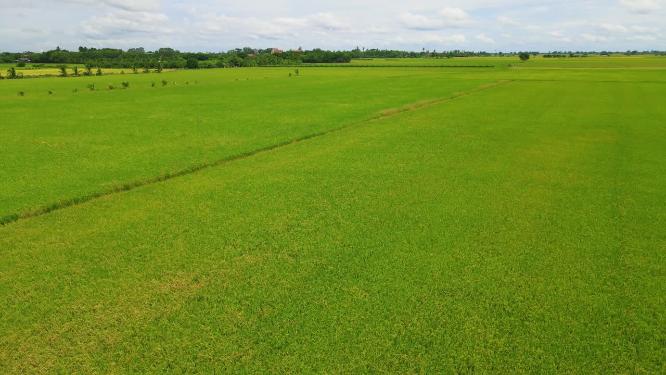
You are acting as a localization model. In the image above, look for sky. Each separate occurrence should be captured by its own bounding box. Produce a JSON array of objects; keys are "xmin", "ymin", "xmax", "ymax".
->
[{"xmin": 0, "ymin": 0, "xmax": 664, "ymax": 52}]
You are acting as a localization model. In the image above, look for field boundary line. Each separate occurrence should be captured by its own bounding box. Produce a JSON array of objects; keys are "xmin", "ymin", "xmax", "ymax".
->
[{"xmin": 0, "ymin": 79, "xmax": 513, "ymax": 227}]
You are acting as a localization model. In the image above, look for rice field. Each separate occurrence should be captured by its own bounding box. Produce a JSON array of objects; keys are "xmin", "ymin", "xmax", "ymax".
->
[{"xmin": 0, "ymin": 56, "xmax": 664, "ymax": 373}]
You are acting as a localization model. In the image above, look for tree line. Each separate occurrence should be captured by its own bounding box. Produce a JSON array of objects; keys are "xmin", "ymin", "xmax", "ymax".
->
[{"xmin": 0, "ymin": 46, "xmax": 552, "ymax": 69}]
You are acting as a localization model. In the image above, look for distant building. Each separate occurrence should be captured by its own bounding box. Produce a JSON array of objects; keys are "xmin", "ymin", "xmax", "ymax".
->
[
  {"xmin": 16, "ymin": 57, "xmax": 31, "ymax": 63},
  {"xmin": 270, "ymin": 48, "xmax": 283, "ymax": 55}
]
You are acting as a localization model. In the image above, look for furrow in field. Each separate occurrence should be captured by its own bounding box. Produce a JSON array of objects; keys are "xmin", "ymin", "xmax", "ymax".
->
[{"xmin": 0, "ymin": 80, "xmax": 513, "ymax": 226}]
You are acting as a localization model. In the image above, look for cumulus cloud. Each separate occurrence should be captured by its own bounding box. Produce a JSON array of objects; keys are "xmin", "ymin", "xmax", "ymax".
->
[
  {"xmin": 619, "ymin": 0, "xmax": 662, "ymax": 14},
  {"xmin": 400, "ymin": 8, "xmax": 471, "ymax": 30},
  {"xmin": 81, "ymin": 10, "xmax": 171, "ymax": 39},
  {"xmin": 0, "ymin": 0, "xmax": 664, "ymax": 52},
  {"xmin": 475, "ymin": 33, "xmax": 495, "ymax": 44},
  {"xmin": 196, "ymin": 12, "xmax": 350, "ymax": 41}
]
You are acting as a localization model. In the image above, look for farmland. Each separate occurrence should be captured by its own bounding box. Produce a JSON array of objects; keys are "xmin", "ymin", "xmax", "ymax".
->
[{"xmin": 1, "ymin": 57, "xmax": 665, "ymax": 372}]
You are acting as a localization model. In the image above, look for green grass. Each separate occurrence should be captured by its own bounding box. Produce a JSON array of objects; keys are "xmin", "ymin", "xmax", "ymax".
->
[
  {"xmin": 0, "ymin": 67, "xmax": 494, "ymax": 219},
  {"xmin": 0, "ymin": 58, "xmax": 664, "ymax": 372}
]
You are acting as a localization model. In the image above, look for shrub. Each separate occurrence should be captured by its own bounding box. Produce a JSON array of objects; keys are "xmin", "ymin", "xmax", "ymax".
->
[
  {"xmin": 59, "ymin": 65, "xmax": 68, "ymax": 77},
  {"xmin": 17, "ymin": 62, "xmax": 26, "ymax": 67},
  {"xmin": 108, "ymin": 84, "xmax": 115, "ymax": 90},
  {"xmin": 96, "ymin": 68, "xmax": 103, "ymax": 76},
  {"xmin": 121, "ymin": 81, "xmax": 130, "ymax": 88},
  {"xmin": 7, "ymin": 67, "xmax": 18, "ymax": 79},
  {"xmin": 84, "ymin": 66, "xmax": 93, "ymax": 76},
  {"xmin": 87, "ymin": 83, "xmax": 95, "ymax": 91},
  {"xmin": 151, "ymin": 81, "xmax": 156, "ymax": 87},
  {"xmin": 73, "ymin": 66, "xmax": 80, "ymax": 76},
  {"xmin": 73, "ymin": 88, "xmax": 78, "ymax": 93},
  {"xmin": 295, "ymin": 68, "xmax": 300, "ymax": 76},
  {"xmin": 518, "ymin": 52, "xmax": 530, "ymax": 61},
  {"xmin": 161, "ymin": 79, "xmax": 168, "ymax": 87},
  {"xmin": 48, "ymin": 90, "xmax": 53, "ymax": 95},
  {"xmin": 18, "ymin": 91, "xmax": 25, "ymax": 96}
]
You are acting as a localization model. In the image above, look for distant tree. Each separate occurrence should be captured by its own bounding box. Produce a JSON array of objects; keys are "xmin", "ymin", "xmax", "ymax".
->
[
  {"xmin": 7, "ymin": 67, "xmax": 18, "ymax": 79},
  {"xmin": 84, "ymin": 66, "xmax": 93, "ymax": 76},
  {"xmin": 59, "ymin": 65, "xmax": 68, "ymax": 77},
  {"xmin": 186, "ymin": 58, "xmax": 199, "ymax": 69},
  {"xmin": 132, "ymin": 66, "xmax": 138, "ymax": 74},
  {"xmin": 96, "ymin": 67, "xmax": 103, "ymax": 76},
  {"xmin": 17, "ymin": 61, "xmax": 26, "ymax": 67},
  {"xmin": 73, "ymin": 66, "xmax": 79, "ymax": 76},
  {"xmin": 156, "ymin": 63, "xmax": 163, "ymax": 73},
  {"xmin": 518, "ymin": 52, "xmax": 530, "ymax": 61}
]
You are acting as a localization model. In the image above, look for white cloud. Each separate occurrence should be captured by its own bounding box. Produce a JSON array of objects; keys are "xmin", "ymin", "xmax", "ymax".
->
[
  {"xmin": 582, "ymin": 33, "xmax": 609, "ymax": 42},
  {"xmin": 0, "ymin": 0, "xmax": 664, "ymax": 52},
  {"xmin": 497, "ymin": 15, "xmax": 520, "ymax": 27},
  {"xmin": 600, "ymin": 23, "xmax": 629, "ymax": 33},
  {"xmin": 475, "ymin": 33, "xmax": 495, "ymax": 44},
  {"xmin": 400, "ymin": 7, "xmax": 471, "ymax": 30},
  {"xmin": 619, "ymin": 0, "xmax": 662, "ymax": 14},
  {"xmin": 82, "ymin": 10, "xmax": 171, "ymax": 39}
]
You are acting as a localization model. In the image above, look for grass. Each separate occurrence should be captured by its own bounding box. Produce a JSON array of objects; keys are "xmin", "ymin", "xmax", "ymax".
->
[
  {"xmin": 0, "ymin": 67, "xmax": 494, "ymax": 218},
  {"xmin": 0, "ymin": 56, "xmax": 664, "ymax": 372}
]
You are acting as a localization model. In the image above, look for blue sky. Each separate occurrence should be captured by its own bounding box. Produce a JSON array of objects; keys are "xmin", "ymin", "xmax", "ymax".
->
[{"xmin": 1, "ymin": 0, "xmax": 664, "ymax": 52}]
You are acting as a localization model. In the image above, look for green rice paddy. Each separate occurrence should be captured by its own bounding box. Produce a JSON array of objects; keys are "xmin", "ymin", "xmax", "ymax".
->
[{"xmin": 0, "ymin": 57, "xmax": 664, "ymax": 372}]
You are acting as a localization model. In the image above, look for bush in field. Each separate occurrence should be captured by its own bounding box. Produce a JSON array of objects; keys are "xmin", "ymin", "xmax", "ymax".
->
[
  {"xmin": 161, "ymin": 79, "xmax": 168, "ymax": 87},
  {"xmin": 295, "ymin": 68, "xmax": 300, "ymax": 76},
  {"xmin": 7, "ymin": 67, "xmax": 24, "ymax": 79},
  {"xmin": 108, "ymin": 84, "xmax": 115, "ymax": 90},
  {"xmin": 59, "ymin": 65, "xmax": 68, "ymax": 77},
  {"xmin": 48, "ymin": 90, "xmax": 53, "ymax": 95},
  {"xmin": 73, "ymin": 66, "xmax": 80, "ymax": 76},
  {"xmin": 84, "ymin": 66, "xmax": 93, "ymax": 76},
  {"xmin": 87, "ymin": 83, "xmax": 95, "ymax": 91},
  {"xmin": 96, "ymin": 68, "xmax": 103, "ymax": 76},
  {"xmin": 122, "ymin": 81, "xmax": 130, "ymax": 88},
  {"xmin": 151, "ymin": 82, "xmax": 156, "ymax": 87},
  {"xmin": 519, "ymin": 52, "xmax": 530, "ymax": 61},
  {"xmin": 73, "ymin": 88, "xmax": 78, "ymax": 93},
  {"xmin": 18, "ymin": 91, "xmax": 25, "ymax": 96}
]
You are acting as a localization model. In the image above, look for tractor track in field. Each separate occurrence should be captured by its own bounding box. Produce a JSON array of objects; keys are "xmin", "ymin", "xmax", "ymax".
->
[{"xmin": 0, "ymin": 79, "xmax": 513, "ymax": 227}]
